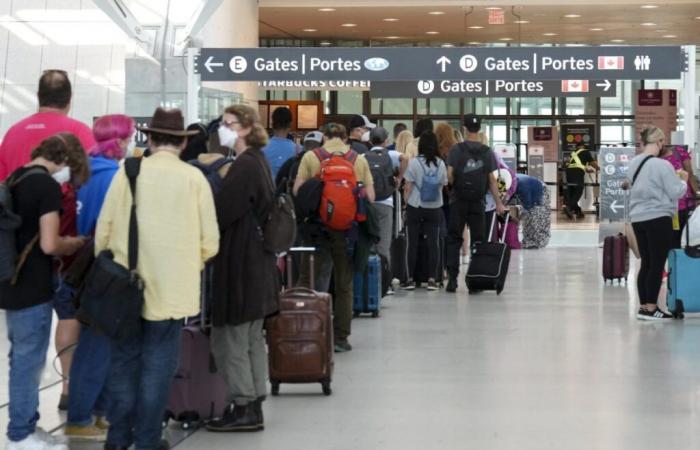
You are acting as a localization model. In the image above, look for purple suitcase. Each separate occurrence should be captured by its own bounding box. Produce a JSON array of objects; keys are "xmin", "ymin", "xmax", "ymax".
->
[
  {"xmin": 164, "ymin": 266, "xmax": 227, "ymax": 430},
  {"xmin": 602, "ymin": 233, "xmax": 629, "ymax": 284}
]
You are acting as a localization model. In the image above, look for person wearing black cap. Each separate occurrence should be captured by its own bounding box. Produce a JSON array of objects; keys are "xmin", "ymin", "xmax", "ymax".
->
[
  {"xmin": 348, "ymin": 114, "xmax": 375, "ymax": 155},
  {"xmin": 445, "ymin": 113, "xmax": 506, "ymax": 293}
]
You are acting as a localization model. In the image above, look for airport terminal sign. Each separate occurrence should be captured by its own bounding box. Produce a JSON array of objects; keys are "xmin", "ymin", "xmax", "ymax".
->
[
  {"xmin": 599, "ymin": 147, "xmax": 636, "ymax": 222},
  {"xmin": 370, "ymin": 79, "xmax": 616, "ymax": 97},
  {"xmin": 194, "ymin": 46, "xmax": 684, "ymax": 82}
]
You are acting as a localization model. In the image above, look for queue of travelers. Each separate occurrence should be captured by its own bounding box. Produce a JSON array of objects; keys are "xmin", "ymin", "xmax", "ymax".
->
[{"xmin": 5, "ymin": 69, "xmax": 689, "ymax": 450}]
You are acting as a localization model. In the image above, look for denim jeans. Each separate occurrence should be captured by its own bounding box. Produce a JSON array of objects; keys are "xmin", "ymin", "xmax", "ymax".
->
[
  {"xmin": 67, "ymin": 325, "xmax": 112, "ymax": 425},
  {"xmin": 106, "ymin": 319, "xmax": 181, "ymax": 450},
  {"xmin": 5, "ymin": 302, "xmax": 53, "ymax": 442}
]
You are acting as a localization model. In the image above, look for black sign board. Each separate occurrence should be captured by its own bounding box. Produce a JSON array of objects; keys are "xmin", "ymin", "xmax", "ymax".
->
[
  {"xmin": 561, "ymin": 123, "xmax": 596, "ymax": 155},
  {"xmin": 370, "ymin": 79, "xmax": 616, "ymax": 98},
  {"xmin": 194, "ymin": 46, "xmax": 684, "ymax": 82}
]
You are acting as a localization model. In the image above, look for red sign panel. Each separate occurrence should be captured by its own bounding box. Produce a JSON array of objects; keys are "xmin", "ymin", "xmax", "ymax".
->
[
  {"xmin": 488, "ymin": 10, "xmax": 505, "ymax": 25},
  {"xmin": 638, "ymin": 89, "xmax": 663, "ymax": 106}
]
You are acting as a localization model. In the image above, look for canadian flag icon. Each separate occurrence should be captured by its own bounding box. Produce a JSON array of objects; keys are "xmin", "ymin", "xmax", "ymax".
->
[
  {"xmin": 598, "ymin": 56, "xmax": 624, "ymax": 70},
  {"xmin": 561, "ymin": 80, "xmax": 589, "ymax": 92}
]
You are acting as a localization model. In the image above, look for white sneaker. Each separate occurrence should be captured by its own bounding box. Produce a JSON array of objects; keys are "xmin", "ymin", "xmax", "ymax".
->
[
  {"xmin": 386, "ymin": 288, "xmax": 394, "ymax": 296},
  {"xmin": 6, "ymin": 432, "xmax": 67, "ymax": 450},
  {"xmin": 35, "ymin": 428, "xmax": 67, "ymax": 445}
]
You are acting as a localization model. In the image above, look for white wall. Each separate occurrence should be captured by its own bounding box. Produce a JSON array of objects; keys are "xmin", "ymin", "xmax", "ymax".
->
[{"xmin": 0, "ymin": 0, "xmax": 136, "ymax": 136}]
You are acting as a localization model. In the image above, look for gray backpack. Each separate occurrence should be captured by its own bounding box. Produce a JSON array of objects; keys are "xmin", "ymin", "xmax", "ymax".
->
[{"xmin": 0, "ymin": 168, "xmax": 50, "ymax": 284}]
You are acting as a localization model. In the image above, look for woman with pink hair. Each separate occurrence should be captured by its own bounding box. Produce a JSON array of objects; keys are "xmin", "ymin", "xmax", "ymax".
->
[{"xmin": 65, "ymin": 114, "xmax": 134, "ymax": 441}]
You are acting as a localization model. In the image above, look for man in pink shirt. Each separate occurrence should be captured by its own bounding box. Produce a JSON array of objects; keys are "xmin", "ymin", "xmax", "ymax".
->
[{"xmin": 0, "ymin": 69, "xmax": 96, "ymax": 410}]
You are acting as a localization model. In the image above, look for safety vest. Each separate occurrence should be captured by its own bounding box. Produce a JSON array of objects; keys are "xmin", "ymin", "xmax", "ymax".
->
[{"xmin": 567, "ymin": 148, "xmax": 587, "ymax": 171}]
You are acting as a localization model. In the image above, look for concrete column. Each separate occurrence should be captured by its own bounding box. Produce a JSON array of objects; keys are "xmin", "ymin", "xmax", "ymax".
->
[
  {"xmin": 682, "ymin": 45, "xmax": 697, "ymax": 153},
  {"xmin": 200, "ymin": 0, "xmax": 258, "ymax": 105}
]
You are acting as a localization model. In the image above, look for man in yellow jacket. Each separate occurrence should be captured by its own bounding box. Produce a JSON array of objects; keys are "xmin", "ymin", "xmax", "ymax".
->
[{"xmin": 564, "ymin": 146, "xmax": 599, "ymax": 219}]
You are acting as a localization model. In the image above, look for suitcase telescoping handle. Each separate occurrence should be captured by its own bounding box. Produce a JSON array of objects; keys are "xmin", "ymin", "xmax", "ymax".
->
[
  {"xmin": 286, "ymin": 246, "xmax": 317, "ymax": 290},
  {"xmin": 488, "ymin": 212, "xmax": 510, "ymax": 244}
]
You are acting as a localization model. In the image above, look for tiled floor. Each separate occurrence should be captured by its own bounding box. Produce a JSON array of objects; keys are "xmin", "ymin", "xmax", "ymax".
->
[{"xmin": 3, "ymin": 241, "xmax": 700, "ymax": 450}]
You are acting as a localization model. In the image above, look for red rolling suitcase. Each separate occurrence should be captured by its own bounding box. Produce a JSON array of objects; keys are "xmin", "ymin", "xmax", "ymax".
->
[
  {"xmin": 602, "ymin": 233, "xmax": 629, "ymax": 284},
  {"xmin": 267, "ymin": 247, "xmax": 334, "ymax": 396},
  {"xmin": 164, "ymin": 265, "xmax": 228, "ymax": 430}
]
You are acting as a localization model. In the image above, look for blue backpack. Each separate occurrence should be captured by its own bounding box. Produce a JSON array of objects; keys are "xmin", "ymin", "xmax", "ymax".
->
[
  {"xmin": 189, "ymin": 157, "xmax": 234, "ymax": 194},
  {"xmin": 418, "ymin": 159, "xmax": 441, "ymax": 203}
]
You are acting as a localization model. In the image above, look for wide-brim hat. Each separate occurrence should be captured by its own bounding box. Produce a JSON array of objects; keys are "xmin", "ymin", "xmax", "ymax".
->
[{"xmin": 138, "ymin": 107, "xmax": 199, "ymax": 137}]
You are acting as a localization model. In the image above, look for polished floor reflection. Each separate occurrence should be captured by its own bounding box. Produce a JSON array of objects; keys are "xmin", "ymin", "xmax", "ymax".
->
[{"xmin": 2, "ymin": 245, "xmax": 699, "ymax": 450}]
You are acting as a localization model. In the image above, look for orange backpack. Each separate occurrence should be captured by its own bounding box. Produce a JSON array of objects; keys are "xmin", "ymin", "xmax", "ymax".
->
[{"xmin": 314, "ymin": 148, "xmax": 359, "ymax": 231}]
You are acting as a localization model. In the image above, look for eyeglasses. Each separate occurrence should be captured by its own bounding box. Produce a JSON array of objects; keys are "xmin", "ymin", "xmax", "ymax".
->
[{"xmin": 222, "ymin": 119, "xmax": 239, "ymax": 128}]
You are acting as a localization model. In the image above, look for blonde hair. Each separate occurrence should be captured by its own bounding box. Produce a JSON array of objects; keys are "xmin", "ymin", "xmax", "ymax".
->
[
  {"xmin": 395, "ymin": 130, "xmax": 414, "ymax": 157},
  {"xmin": 453, "ymin": 128, "xmax": 464, "ymax": 143},
  {"xmin": 641, "ymin": 126, "xmax": 664, "ymax": 145},
  {"xmin": 224, "ymin": 104, "xmax": 268, "ymax": 149},
  {"xmin": 478, "ymin": 131, "xmax": 489, "ymax": 146},
  {"xmin": 434, "ymin": 123, "xmax": 457, "ymax": 160}
]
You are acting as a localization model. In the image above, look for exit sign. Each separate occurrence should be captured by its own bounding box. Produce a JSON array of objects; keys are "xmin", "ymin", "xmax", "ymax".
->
[{"xmin": 489, "ymin": 9, "xmax": 505, "ymax": 24}]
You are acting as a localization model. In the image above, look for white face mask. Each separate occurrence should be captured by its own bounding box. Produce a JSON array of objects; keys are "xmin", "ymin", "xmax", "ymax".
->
[
  {"xmin": 218, "ymin": 126, "xmax": 238, "ymax": 149},
  {"xmin": 53, "ymin": 166, "xmax": 71, "ymax": 184},
  {"xmin": 361, "ymin": 130, "xmax": 370, "ymax": 142},
  {"xmin": 125, "ymin": 136, "xmax": 137, "ymax": 158}
]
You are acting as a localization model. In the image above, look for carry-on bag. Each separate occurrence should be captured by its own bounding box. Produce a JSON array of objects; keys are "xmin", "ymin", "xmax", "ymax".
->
[
  {"xmin": 602, "ymin": 233, "xmax": 629, "ymax": 284},
  {"xmin": 267, "ymin": 247, "xmax": 333, "ymax": 396},
  {"xmin": 667, "ymin": 209, "xmax": 700, "ymax": 318},
  {"xmin": 465, "ymin": 213, "xmax": 511, "ymax": 294},
  {"xmin": 165, "ymin": 264, "xmax": 228, "ymax": 430},
  {"xmin": 353, "ymin": 254, "xmax": 381, "ymax": 317}
]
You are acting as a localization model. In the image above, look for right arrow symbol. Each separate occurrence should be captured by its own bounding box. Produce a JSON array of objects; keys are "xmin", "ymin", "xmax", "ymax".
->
[
  {"xmin": 596, "ymin": 80, "xmax": 612, "ymax": 91},
  {"xmin": 436, "ymin": 56, "xmax": 451, "ymax": 73}
]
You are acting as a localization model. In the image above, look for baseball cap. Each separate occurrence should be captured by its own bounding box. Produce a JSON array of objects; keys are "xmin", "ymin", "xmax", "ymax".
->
[
  {"xmin": 464, "ymin": 113, "xmax": 481, "ymax": 128},
  {"xmin": 348, "ymin": 114, "xmax": 376, "ymax": 131},
  {"xmin": 304, "ymin": 131, "xmax": 323, "ymax": 143},
  {"xmin": 369, "ymin": 127, "xmax": 389, "ymax": 144}
]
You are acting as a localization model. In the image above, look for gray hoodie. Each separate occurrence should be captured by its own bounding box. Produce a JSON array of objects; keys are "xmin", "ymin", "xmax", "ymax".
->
[{"xmin": 628, "ymin": 154, "xmax": 687, "ymax": 223}]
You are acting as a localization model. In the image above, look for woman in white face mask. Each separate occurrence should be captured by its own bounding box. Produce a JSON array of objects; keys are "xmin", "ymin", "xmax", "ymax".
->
[{"xmin": 62, "ymin": 114, "xmax": 135, "ymax": 440}]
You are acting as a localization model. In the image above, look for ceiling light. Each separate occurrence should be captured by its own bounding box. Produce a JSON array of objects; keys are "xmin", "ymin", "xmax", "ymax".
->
[
  {"xmin": 655, "ymin": 29, "xmax": 667, "ymax": 32},
  {"xmin": 486, "ymin": 7, "xmax": 503, "ymax": 10},
  {"xmin": 320, "ymin": 41, "xmax": 332, "ymax": 46},
  {"xmin": 383, "ymin": 18, "xmax": 399, "ymax": 22},
  {"xmin": 611, "ymin": 39, "xmax": 625, "ymax": 43},
  {"xmin": 385, "ymin": 36, "xmax": 401, "ymax": 40},
  {"xmin": 543, "ymin": 32, "xmax": 557, "ymax": 36},
  {"xmin": 640, "ymin": 4, "xmax": 659, "ymax": 8},
  {"xmin": 428, "ymin": 11, "xmax": 445, "ymax": 15},
  {"xmin": 341, "ymin": 23, "xmax": 357, "ymax": 27},
  {"xmin": 695, "ymin": 16, "xmax": 700, "ymax": 19},
  {"xmin": 514, "ymin": 20, "xmax": 530, "ymax": 24},
  {"xmin": 663, "ymin": 35, "xmax": 677, "ymax": 38},
  {"xmin": 499, "ymin": 37, "xmax": 513, "ymax": 41},
  {"xmin": 640, "ymin": 22, "xmax": 656, "ymax": 26},
  {"xmin": 318, "ymin": 8, "xmax": 335, "ymax": 12},
  {"xmin": 468, "ymin": 26, "xmax": 484, "ymax": 29},
  {"xmin": 468, "ymin": 41, "xmax": 481, "ymax": 45},
  {"xmin": 563, "ymin": 14, "xmax": 581, "ymax": 18},
  {"xmin": 303, "ymin": 28, "xmax": 317, "ymax": 32},
  {"xmin": 589, "ymin": 28, "xmax": 604, "ymax": 31},
  {"xmin": 426, "ymin": 31, "xmax": 440, "ymax": 35},
  {"xmin": 441, "ymin": 43, "xmax": 454, "ymax": 48}
]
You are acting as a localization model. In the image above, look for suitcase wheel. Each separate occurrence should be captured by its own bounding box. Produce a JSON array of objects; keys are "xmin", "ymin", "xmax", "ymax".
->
[
  {"xmin": 162, "ymin": 411, "xmax": 173, "ymax": 430},
  {"xmin": 271, "ymin": 381, "xmax": 280, "ymax": 396},
  {"xmin": 322, "ymin": 379, "xmax": 332, "ymax": 396},
  {"xmin": 371, "ymin": 311, "xmax": 379, "ymax": 318},
  {"xmin": 353, "ymin": 311, "xmax": 360, "ymax": 318},
  {"xmin": 178, "ymin": 411, "xmax": 200, "ymax": 430}
]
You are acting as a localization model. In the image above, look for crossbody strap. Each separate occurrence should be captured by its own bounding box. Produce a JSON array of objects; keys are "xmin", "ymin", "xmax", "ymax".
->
[
  {"xmin": 124, "ymin": 158, "xmax": 142, "ymax": 272},
  {"xmin": 632, "ymin": 155, "xmax": 654, "ymax": 185}
]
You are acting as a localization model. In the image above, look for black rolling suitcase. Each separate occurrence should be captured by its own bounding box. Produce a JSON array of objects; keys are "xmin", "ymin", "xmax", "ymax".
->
[{"xmin": 465, "ymin": 213, "xmax": 511, "ymax": 295}]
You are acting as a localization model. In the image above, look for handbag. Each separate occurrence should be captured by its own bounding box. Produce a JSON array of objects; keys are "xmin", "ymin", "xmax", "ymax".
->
[{"xmin": 77, "ymin": 158, "xmax": 145, "ymax": 341}]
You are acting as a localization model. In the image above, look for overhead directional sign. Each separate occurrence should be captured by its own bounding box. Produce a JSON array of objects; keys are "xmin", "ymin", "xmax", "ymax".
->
[
  {"xmin": 371, "ymin": 79, "xmax": 617, "ymax": 97},
  {"xmin": 194, "ymin": 46, "xmax": 684, "ymax": 82},
  {"xmin": 599, "ymin": 146, "xmax": 636, "ymax": 222}
]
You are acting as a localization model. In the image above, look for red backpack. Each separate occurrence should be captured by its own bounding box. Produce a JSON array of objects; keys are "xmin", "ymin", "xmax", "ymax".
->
[{"xmin": 314, "ymin": 148, "xmax": 359, "ymax": 231}]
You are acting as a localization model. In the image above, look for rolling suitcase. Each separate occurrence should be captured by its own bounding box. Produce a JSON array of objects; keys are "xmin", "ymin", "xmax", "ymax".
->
[
  {"xmin": 667, "ymin": 214, "xmax": 700, "ymax": 318},
  {"xmin": 165, "ymin": 265, "xmax": 228, "ymax": 430},
  {"xmin": 353, "ymin": 254, "xmax": 381, "ymax": 317},
  {"xmin": 602, "ymin": 233, "xmax": 629, "ymax": 284},
  {"xmin": 267, "ymin": 247, "xmax": 333, "ymax": 396},
  {"xmin": 465, "ymin": 213, "xmax": 512, "ymax": 295}
]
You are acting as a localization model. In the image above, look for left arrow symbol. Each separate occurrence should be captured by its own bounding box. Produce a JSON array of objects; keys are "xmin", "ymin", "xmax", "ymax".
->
[
  {"xmin": 205, "ymin": 56, "xmax": 224, "ymax": 73},
  {"xmin": 436, "ymin": 56, "xmax": 451, "ymax": 73}
]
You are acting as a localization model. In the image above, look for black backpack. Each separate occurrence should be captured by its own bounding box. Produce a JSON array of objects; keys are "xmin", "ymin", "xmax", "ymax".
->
[
  {"xmin": 0, "ymin": 167, "xmax": 51, "ymax": 284},
  {"xmin": 453, "ymin": 142, "xmax": 491, "ymax": 202},
  {"xmin": 365, "ymin": 148, "xmax": 395, "ymax": 201},
  {"xmin": 189, "ymin": 157, "xmax": 234, "ymax": 195}
]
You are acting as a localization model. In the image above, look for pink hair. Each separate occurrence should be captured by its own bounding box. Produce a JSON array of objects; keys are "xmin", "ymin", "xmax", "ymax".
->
[{"xmin": 89, "ymin": 114, "xmax": 135, "ymax": 159}]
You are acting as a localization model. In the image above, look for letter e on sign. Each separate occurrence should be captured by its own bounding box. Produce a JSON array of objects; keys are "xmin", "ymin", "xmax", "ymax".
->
[{"xmin": 229, "ymin": 56, "xmax": 247, "ymax": 74}]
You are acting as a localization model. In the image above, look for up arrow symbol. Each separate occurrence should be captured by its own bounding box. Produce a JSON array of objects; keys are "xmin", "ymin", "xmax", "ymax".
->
[{"xmin": 436, "ymin": 56, "xmax": 451, "ymax": 73}]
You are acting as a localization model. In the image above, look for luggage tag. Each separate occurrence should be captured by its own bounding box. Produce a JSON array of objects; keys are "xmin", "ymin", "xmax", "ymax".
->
[{"xmin": 673, "ymin": 214, "xmax": 680, "ymax": 231}]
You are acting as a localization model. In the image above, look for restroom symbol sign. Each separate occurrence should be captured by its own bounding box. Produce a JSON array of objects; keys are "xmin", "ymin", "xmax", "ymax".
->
[{"xmin": 417, "ymin": 80, "xmax": 435, "ymax": 94}]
